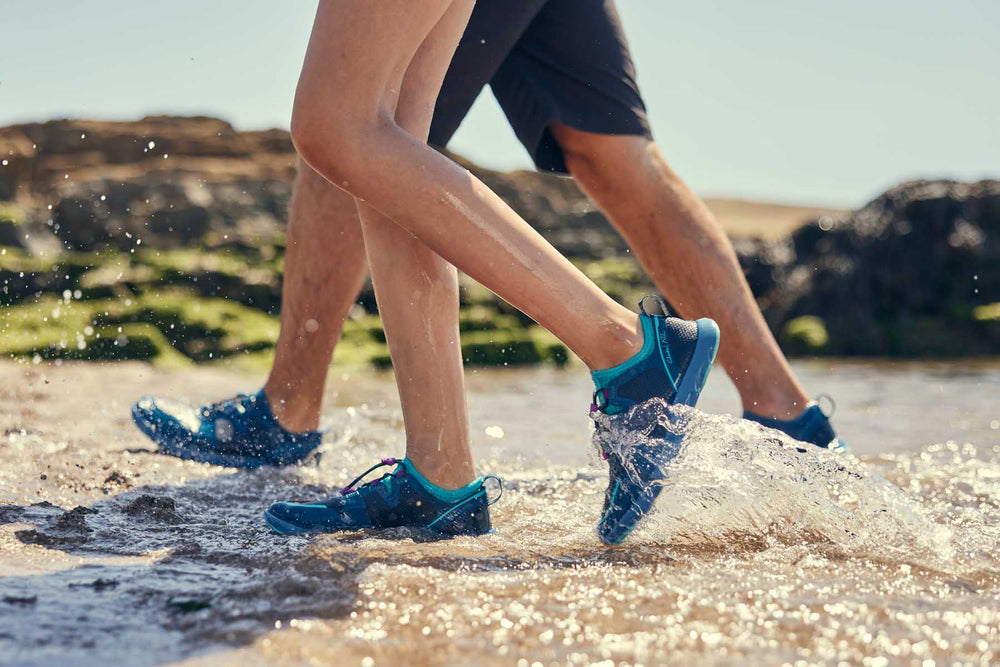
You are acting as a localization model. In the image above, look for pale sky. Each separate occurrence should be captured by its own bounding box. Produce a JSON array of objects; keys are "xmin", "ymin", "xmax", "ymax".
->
[{"xmin": 2, "ymin": 1, "xmax": 997, "ymax": 207}]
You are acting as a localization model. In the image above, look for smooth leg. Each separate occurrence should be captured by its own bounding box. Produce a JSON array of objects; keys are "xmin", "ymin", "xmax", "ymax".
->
[
  {"xmin": 552, "ymin": 124, "xmax": 809, "ymax": 418},
  {"xmin": 262, "ymin": 160, "xmax": 368, "ymax": 432},
  {"xmin": 354, "ymin": 0, "xmax": 478, "ymax": 489},
  {"xmin": 259, "ymin": 152, "xmax": 475, "ymax": 487},
  {"xmin": 292, "ymin": 0, "xmax": 644, "ymax": 374}
]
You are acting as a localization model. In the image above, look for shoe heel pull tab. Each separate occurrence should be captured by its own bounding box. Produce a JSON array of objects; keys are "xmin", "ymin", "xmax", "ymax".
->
[
  {"xmin": 482, "ymin": 474, "xmax": 504, "ymax": 506},
  {"xmin": 638, "ymin": 294, "xmax": 670, "ymax": 317},
  {"xmin": 815, "ymin": 394, "xmax": 836, "ymax": 418}
]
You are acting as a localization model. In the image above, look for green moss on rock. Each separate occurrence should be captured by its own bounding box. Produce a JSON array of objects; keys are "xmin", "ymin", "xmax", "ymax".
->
[
  {"xmin": 0, "ymin": 289, "xmax": 277, "ymax": 366},
  {"xmin": 781, "ymin": 315, "xmax": 829, "ymax": 354},
  {"xmin": 973, "ymin": 302, "xmax": 1000, "ymax": 322}
]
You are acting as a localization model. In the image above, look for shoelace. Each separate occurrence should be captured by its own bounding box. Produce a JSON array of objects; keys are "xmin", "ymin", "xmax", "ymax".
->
[
  {"xmin": 591, "ymin": 388, "xmax": 610, "ymax": 413},
  {"xmin": 339, "ymin": 458, "xmax": 505, "ymax": 506},
  {"xmin": 340, "ymin": 457, "xmax": 402, "ymax": 495},
  {"xmin": 202, "ymin": 393, "xmax": 253, "ymax": 419}
]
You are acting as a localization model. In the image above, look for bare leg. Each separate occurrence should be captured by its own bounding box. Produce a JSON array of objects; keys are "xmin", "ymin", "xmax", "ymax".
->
[
  {"xmin": 360, "ymin": 214, "xmax": 475, "ymax": 488},
  {"xmin": 262, "ymin": 160, "xmax": 368, "ymax": 432},
  {"xmin": 292, "ymin": 0, "xmax": 644, "ymax": 374},
  {"xmin": 263, "ymin": 154, "xmax": 476, "ymax": 487},
  {"xmin": 552, "ymin": 125, "xmax": 809, "ymax": 418},
  {"xmin": 354, "ymin": 0, "xmax": 480, "ymax": 489}
]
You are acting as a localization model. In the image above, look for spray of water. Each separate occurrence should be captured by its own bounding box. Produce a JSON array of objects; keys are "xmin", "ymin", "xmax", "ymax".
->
[{"xmin": 593, "ymin": 399, "xmax": 956, "ymax": 567}]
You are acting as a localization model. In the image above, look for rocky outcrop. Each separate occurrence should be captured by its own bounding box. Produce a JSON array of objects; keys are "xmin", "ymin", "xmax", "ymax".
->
[
  {"xmin": 1, "ymin": 116, "xmax": 997, "ymax": 361},
  {"xmin": 0, "ymin": 116, "xmax": 623, "ymax": 258},
  {"xmin": 742, "ymin": 180, "xmax": 1000, "ymax": 356},
  {"xmin": 0, "ymin": 117, "xmax": 297, "ymax": 255}
]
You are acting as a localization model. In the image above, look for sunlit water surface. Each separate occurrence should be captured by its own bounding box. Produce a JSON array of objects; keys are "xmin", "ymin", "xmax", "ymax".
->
[{"xmin": 0, "ymin": 360, "xmax": 998, "ymax": 665}]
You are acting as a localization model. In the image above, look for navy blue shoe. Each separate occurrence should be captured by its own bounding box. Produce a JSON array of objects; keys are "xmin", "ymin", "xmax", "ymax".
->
[
  {"xmin": 591, "ymin": 296, "xmax": 720, "ymax": 545},
  {"xmin": 744, "ymin": 396, "xmax": 848, "ymax": 452},
  {"xmin": 264, "ymin": 458, "xmax": 501, "ymax": 537},
  {"xmin": 131, "ymin": 389, "xmax": 323, "ymax": 469},
  {"xmin": 596, "ymin": 423, "xmax": 685, "ymax": 546}
]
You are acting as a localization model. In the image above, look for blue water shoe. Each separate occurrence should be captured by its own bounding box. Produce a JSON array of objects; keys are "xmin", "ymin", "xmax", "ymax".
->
[
  {"xmin": 744, "ymin": 396, "xmax": 848, "ymax": 452},
  {"xmin": 264, "ymin": 457, "xmax": 500, "ymax": 537},
  {"xmin": 592, "ymin": 296, "xmax": 720, "ymax": 545},
  {"xmin": 131, "ymin": 389, "xmax": 323, "ymax": 469}
]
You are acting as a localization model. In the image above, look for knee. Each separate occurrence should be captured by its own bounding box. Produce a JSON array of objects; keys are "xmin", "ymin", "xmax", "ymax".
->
[
  {"xmin": 290, "ymin": 104, "xmax": 379, "ymax": 186},
  {"xmin": 290, "ymin": 109, "xmax": 354, "ymax": 184},
  {"xmin": 556, "ymin": 126, "xmax": 657, "ymax": 184}
]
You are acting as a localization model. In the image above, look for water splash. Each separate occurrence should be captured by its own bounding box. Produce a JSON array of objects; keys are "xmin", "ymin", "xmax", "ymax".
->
[
  {"xmin": 2, "ymin": 364, "xmax": 999, "ymax": 664},
  {"xmin": 593, "ymin": 400, "xmax": 956, "ymax": 567}
]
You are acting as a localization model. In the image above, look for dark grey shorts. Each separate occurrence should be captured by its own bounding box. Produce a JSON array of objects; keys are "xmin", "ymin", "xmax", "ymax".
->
[{"xmin": 428, "ymin": 0, "xmax": 651, "ymax": 174}]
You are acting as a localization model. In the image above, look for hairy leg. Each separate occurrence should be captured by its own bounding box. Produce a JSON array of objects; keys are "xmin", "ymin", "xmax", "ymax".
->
[
  {"xmin": 552, "ymin": 124, "xmax": 809, "ymax": 418},
  {"xmin": 262, "ymin": 160, "xmax": 368, "ymax": 432},
  {"xmin": 292, "ymin": 0, "xmax": 644, "ymax": 374}
]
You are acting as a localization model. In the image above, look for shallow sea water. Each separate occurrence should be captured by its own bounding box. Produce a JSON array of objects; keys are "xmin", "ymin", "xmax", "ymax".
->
[{"xmin": 0, "ymin": 360, "xmax": 998, "ymax": 666}]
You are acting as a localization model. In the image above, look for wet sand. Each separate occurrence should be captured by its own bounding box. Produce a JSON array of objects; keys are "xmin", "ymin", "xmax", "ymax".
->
[{"xmin": 1, "ymin": 359, "xmax": 998, "ymax": 665}]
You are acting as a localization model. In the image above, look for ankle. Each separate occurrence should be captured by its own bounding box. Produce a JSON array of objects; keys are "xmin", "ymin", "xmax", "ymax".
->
[
  {"xmin": 742, "ymin": 393, "xmax": 810, "ymax": 420},
  {"xmin": 262, "ymin": 383, "xmax": 321, "ymax": 432},
  {"xmin": 405, "ymin": 454, "xmax": 476, "ymax": 491},
  {"xmin": 589, "ymin": 312, "xmax": 645, "ymax": 371}
]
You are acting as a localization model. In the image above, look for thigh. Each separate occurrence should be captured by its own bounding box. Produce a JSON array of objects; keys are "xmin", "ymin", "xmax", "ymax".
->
[
  {"xmin": 429, "ymin": 0, "xmax": 548, "ymax": 147},
  {"xmin": 490, "ymin": 0, "xmax": 651, "ymax": 173},
  {"xmin": 294, "ymin": 0, "xmax": 456, "ymax": 134},
  {"xmin": 398, "ymin": 0, "xmax": 476, "ymax": 139},
  {"xmin": 358, "ymin": 0, "xmax": 475, "ymax": 293}
]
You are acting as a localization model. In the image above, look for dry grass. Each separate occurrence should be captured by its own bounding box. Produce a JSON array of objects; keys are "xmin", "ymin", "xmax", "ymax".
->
[{"xmin": 704, "ymin": 198, "xmax": 845, "ymax": 239}]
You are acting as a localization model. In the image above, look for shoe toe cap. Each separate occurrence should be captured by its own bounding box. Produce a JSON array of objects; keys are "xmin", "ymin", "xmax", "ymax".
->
[
  {"xmin": 132, "ymin": 396, "xmax": 204, "ymax": 437},
  {"xmin": 266, "ymin": 500, "xmax": 330, "ymax": 525},
  {"xmin": 131, "ymin": 395, "xmax": 161, "ymax": 424}
]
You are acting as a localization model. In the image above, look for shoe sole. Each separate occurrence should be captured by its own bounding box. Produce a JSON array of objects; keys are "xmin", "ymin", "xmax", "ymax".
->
[
  {"xmin": 674, "ymin": 318, "xmax": 720, "ymax": 406},
  {"xmin": 263, "ymin": 508, "xmax": 494, "ymax": 538},
  {"xmin": 130, "ymin": 405, "xmax": 318, "ymax": 470},
  {"xmin": 263, "ymin": 508, "xmax": 310, "ymax": 535},
  {"xmin": 599, "ymin": 318, "xmax": 720, "ymax": 546}
]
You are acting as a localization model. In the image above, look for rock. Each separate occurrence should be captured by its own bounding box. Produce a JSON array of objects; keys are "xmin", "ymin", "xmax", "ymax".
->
[
  {"xmin": 0, "ymin": 504, "xmax": 25, "ymax": 523},
  {"xmin": 2, "ymin": 595, "xmax": 37, "ymax": 605},
  {"xmin": 123, "ymin": 494, "xmax": 184, "ymax": 524},
  {"xmin": 67, "ymin": 578, "xmax": 120, "ymax": 590},
  {"xmin": 0, "ymin": 115, "xmax": 997, "ymax": 359},
  {"xmin": 0, "ymin": 131, "xmax": 35, "ymax": 201},
  {"xmin": 15, "ymin": 505, "xmax": 98, "ymax": 547},
  {"xmin": 738, "ymin": 180, "xmax": 1000, "ymax": 355},
  {"xmin": 0, "ymin": 219, "xmax": 22, "ymax": 248},
  {"xmin": 52, "ymin": 197, "xmax": 114, "ymax": 250},
  {"xmin": 168, "ymin": 597, "xmax": 211, "ymax": 613}
]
